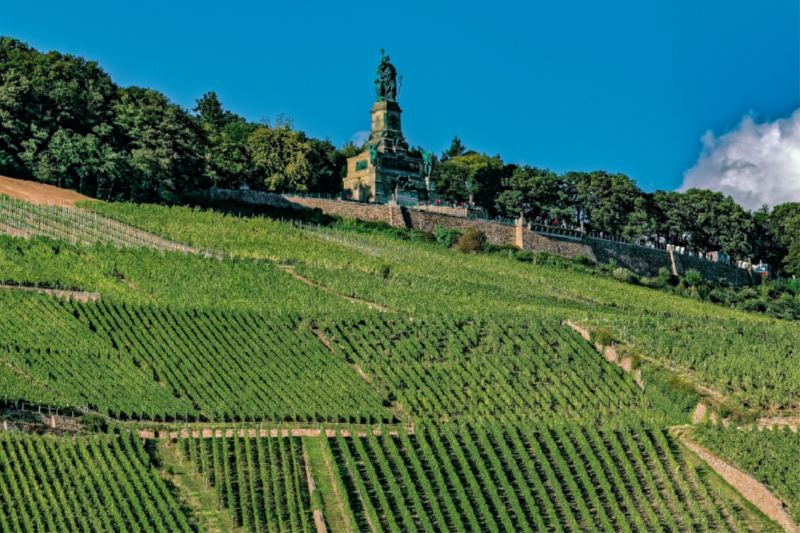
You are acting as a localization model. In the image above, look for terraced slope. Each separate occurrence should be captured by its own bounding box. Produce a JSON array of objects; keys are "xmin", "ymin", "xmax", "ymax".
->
[
  {"xmin": 326, "ymin": 424, "xmax": 751, "ymax": 533},
  {"xmin": 0, "ymin": 430, "xmax": 193, "ymax": 533},
  {"xmin": 323, "ymin": 315, "xmax": 645, "ymax": 425}
]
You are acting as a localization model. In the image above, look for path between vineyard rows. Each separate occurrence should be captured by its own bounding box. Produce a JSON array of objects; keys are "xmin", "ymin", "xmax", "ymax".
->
[
  {"xmin": 0, "ymin": 284, "xmax": 99, "ymax": 302},
  {"xmin": 138, "ymin": 427, "xmax": 407, "ymax": 439},
  {"xmin": 279, "ymin": 265, "xmax": 397, "ymax": 312},
  {"xmin": 680, "ymin": 436, "xmax": 799, "ymax": 533}
]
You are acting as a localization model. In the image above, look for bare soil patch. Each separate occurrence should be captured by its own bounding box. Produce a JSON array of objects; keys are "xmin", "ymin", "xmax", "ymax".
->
[
  {"xmin": 692, "ymin": 402, "xmax": 707, "ymax": 424},
  {"xmin": 0, "ymin": 284, "xmax": 99, "ymax": 302},
  {"xmin": 0, "ymin": 175, "xmax": 95, "ymax": 206},
  {"xmin": 680, "ymin": 436, "xmax": 798, "ymax": 533}
]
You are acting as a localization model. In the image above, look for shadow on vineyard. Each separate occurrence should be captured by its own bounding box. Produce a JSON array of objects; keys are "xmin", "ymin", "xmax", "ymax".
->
[{"xmin": 0, "ymin": 195, "xmax": 796, "ymax": 532}]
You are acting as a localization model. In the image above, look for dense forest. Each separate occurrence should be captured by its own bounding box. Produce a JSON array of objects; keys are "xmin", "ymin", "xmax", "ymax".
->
[{"xmin": 1, "ymin": 37, "xmax": 798, "ymax": 274}]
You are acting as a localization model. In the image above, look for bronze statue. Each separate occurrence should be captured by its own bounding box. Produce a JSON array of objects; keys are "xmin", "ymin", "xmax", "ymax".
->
[
  {"xmin": 368, "ymin": 143, "xmax": 379, "ymax": 168},
  {"xmin": 374, "ymin": 49, "xmax": 398, "ymax": 102},
  {"xmin": 422, "ymin": 150, "xmax": 434, "ymax": 177}
]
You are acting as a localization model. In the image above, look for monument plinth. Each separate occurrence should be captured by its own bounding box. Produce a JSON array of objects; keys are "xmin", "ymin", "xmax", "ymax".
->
[{"xmin": 342, "ymin": 50, "xmax": 438, "ymax": 205}]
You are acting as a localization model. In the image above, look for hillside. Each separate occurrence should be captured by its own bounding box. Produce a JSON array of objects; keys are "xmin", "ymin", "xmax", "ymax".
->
[
  {"xmin": 0, "ymin": 194, "xmax": 797, "ymax": 532},
  {"xmin": 0, "ymin": 174, "xmax": 95, "ymax": 206}
]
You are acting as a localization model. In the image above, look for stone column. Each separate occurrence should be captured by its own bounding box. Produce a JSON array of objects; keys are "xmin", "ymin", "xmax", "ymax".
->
[{"xmin": 515, "ymin": 215, "xmax": 525, "ymax": 249}]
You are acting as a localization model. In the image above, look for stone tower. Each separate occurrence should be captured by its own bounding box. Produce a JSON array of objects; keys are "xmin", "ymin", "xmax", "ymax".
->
[{"xmin": 342, "ymin": 51, "xmax": 438, "ymax": 204}]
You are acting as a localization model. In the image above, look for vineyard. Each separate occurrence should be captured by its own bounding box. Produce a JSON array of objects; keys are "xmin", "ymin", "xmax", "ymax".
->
[
  {"xmin": 694, "ymin": 424, "xmax": 800, "ymax": 523},
  {"xmin": 322, "ymin": 315, "xmax": 648, "ymax": 425},
  {"xmin": 73, "ymin": 200, "xmax": 800, "ymax": 411},
  {"xmin": 172, "ymin": 432, "xmax": 314, "ymax": 533},
  {"xmin": 0, "ymin": 429, "xmax": 194, "ymax": 532},
  {"xmin": 327, "ymin": 424, "xmax": 751, "ymax": 533},
  {"xmin": 0, "ymin": 194, "xmax": 795, "ymax": 532}
]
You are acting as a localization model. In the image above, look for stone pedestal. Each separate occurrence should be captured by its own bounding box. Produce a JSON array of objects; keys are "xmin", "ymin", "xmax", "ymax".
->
[{"xmin": 343, "ymin": 100, "xmax": 438, "ymax": 205}]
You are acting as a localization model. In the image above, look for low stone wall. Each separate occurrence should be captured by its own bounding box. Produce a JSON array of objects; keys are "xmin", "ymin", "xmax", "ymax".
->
[{"xmin": 207, "ymin": 189, "xmax": 752, "ymax": 285}]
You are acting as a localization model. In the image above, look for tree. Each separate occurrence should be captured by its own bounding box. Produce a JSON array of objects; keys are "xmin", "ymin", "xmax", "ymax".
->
[
  {"xmin": 783, "ymin": 214, "xmax": 800, "ymax": 276},
  {"xmin": 494, "ymin": 166, "xmax": 562, "ymax": 220},
  {"xmin": 114, "ymin": 87, "xmax": 208, "ymax": 202},
  {"xmin": 652, "ymin": 189, "xmax": 754, "ymax": 257},
  {"xmin": 573, "ymin": 171, "xmax": 644, "ymax": 235},
  {"xmin": 561, "ymin": 171, "xmax": 590, "ymax": 230},
  {"xmin": 0, "ymin": 37, "xmax": 118, "ymax": 184},
  {"xmin": 306, "ymin": 137, "xmax": 345, "ymax": 194},
  {"xmin": 440, "ymin": 136, "xmax": 466, "ymax": 161},
  {"xmin": 193, "ymin": 91, "xmax": 240, "ymax": 132},
  {"xmin": 432, "ymin": 152, "xmax": 506, "ymax": 213},
  {"xmin": 248, "ymin": 118, "xmax": 312, "ymax": 192},
  {"xmin": 770, "ymin": 203, "xmax": 800, "ymax": 275}
]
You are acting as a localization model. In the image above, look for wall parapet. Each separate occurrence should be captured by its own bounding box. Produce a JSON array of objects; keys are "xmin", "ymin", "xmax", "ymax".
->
[{"xmin": 205, "ymin": 189, "xmax": 753, "ymax": 286}]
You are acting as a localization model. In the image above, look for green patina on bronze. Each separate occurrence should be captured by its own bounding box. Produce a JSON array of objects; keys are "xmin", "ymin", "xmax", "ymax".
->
[
  {"xmin": 422, "ymin": 150, "xmax": 434, "ymax": 177},
  {"xmin": 374, "ymin": 49, "xmax": 398, "ymax": 102},
  {"xmin": 368, "ymin": 143, "xmax": 379, "ymax": 168}
]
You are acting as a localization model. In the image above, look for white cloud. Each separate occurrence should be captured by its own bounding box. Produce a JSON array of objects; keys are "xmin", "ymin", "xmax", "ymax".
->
[
  {"xmin": 350, "ymin": 130, "xmax": 370, "ymax": 146},
  {"xmin": 680, "ymin": 108, "xmax": 800, "ymax": 211}
]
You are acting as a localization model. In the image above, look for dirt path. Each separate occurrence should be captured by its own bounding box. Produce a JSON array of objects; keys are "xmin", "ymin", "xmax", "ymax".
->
[
  {"xmin": 566, "ymin": 320, "xmax": 632, "ymax": 372},
  {"xmin": 755, "ymin": 417, "xmax": 799, "ymax": 432},
  {"xmin": 320, "ymin": 438, "xmax": 352, "ymax": 533},
  {"xmin": 279, "ymin": 266, "xmax": 397, "ymax": 313},
  {"xmin": 0, "ymin": 284, "xmax": 99, "ymax": 302},
  {"xmin": 680, "ymin": 437, "xmax": 798, "ymax": 533},
  {"xmin": 692, "ymin": 402, "xmax": 707, "ymax": 424},
  {"xmin": 138, "ymin": 427, "xmax": 407, "ymax": 439},
  {"xmin": 303, "ymin": 444, "xmax": 328, "ymax": 533},
  {"xmin": 0, "ymin": 175, "xmax": 95, "ymax": 206},
  {"xmin": 0, "ymin": 223, "xmax": 28, "ymax": 238}
]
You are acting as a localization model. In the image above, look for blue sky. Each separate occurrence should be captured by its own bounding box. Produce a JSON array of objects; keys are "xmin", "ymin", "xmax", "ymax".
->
[{"xmin": 2, "ymin": 1, "xmax": 798, "ymax": 194}]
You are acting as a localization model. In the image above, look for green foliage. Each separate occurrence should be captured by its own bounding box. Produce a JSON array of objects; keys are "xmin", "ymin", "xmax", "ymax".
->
[
  {"xmin": 590, "ymin": 328, "xmax": 614, "ymax": 348},
  {"xmin": 640, "ymin": 366, "xmax": 698, "ymax": 424},
  {"xmin": 331, "ymin": 423, "xmax": 740, "ymax": 533},
  {"xmin": 81, "ymin": 414, "xmax": 108, "ymax": 433},
  {"xmin": 434, "ymin": 224, "xmax": 462, "ymax": 248},
  {"xmin": 684, "ymin": 269, "xmax": 703, "ymax": 286},
  {"xmin": 325, "ymin": 317, "xmax": 645, "ymax": 425},
  {"xmin": 454, "ymin": 227, "xmax": 487, "ymax": 254},
  {"xmin": 695, "ymin": 424, "xmax": 800, "ymax": 523},
  {"xmin": 0, "ymin": 430, "xmax": 194, "ymax": 532},
  {"xmin": 613, "ymin": 267, "xmax": 634, "ymax": 283}
]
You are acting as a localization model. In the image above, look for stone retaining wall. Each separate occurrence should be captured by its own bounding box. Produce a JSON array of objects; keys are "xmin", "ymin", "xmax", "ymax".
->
[{"xmin": 207, "ymin": 189, "xmax": 752, "ymax": 285}]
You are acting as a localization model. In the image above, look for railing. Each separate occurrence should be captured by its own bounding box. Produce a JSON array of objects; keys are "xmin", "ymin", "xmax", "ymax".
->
[
  {"xmin": 276, "ymin": 192, "xmax": 753, "ymax": 272},
  {"xmin": 527, "ymin": 221, "xmax": 748, "ymax": 270}
]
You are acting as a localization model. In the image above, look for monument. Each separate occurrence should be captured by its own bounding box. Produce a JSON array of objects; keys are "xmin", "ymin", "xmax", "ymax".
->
[{"xmin": 342, "ymin": 50, "xmax": 438, "ymax": 204}]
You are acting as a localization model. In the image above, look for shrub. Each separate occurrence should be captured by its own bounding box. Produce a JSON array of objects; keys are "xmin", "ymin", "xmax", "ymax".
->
[
  {"xmin": 613, "ymin": 267, "xmax": 634, "ymax": 282},
  {"xmin": 741, "ymin": 299, "xmax": 767, "ymax": 313},
  {"xmin": 434, "ymin": 225, "xmax": 462, "ymax": 248},
  {"xmin": 454, "ymin": 227, "xmax": 488, "ymax": 254},
  {"xmin": 640, "ymin": 366, "xmax": 699, "ymax": 424},
  {"xmin": 574, "ymin": 254, "xmax": 593, "ymax": 266},
  {"xmin": 376, "ymin": 263, "xmax": 392, "ymax": 279},
  {"xmin": 82, "ymin": 414, "xmax": 108, "ymax": 433},
  {"xmin": 486, "ymin": 243, "xmax": 521, "ymax": 254},
  {"xmin": 590, "ymin": 329, "xmax": 614, "ymax": 348},
  {"xmin": 685, "ymin": 269, "xmax": 703, "ymax": 286},
  {"xmin": 708, "ymin": 288, "xmax": 727, "ymax": 303},
  {"xmin": 736, "ymin": 288, "xmax": 757, "ymax": 301},
  {"xmin": 410, "ymin": 230, "xmax": 435, "ymax": 243},
  {"xmin": 657, "ymin": 267, "xmax": 676, "ymax": 287}
]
